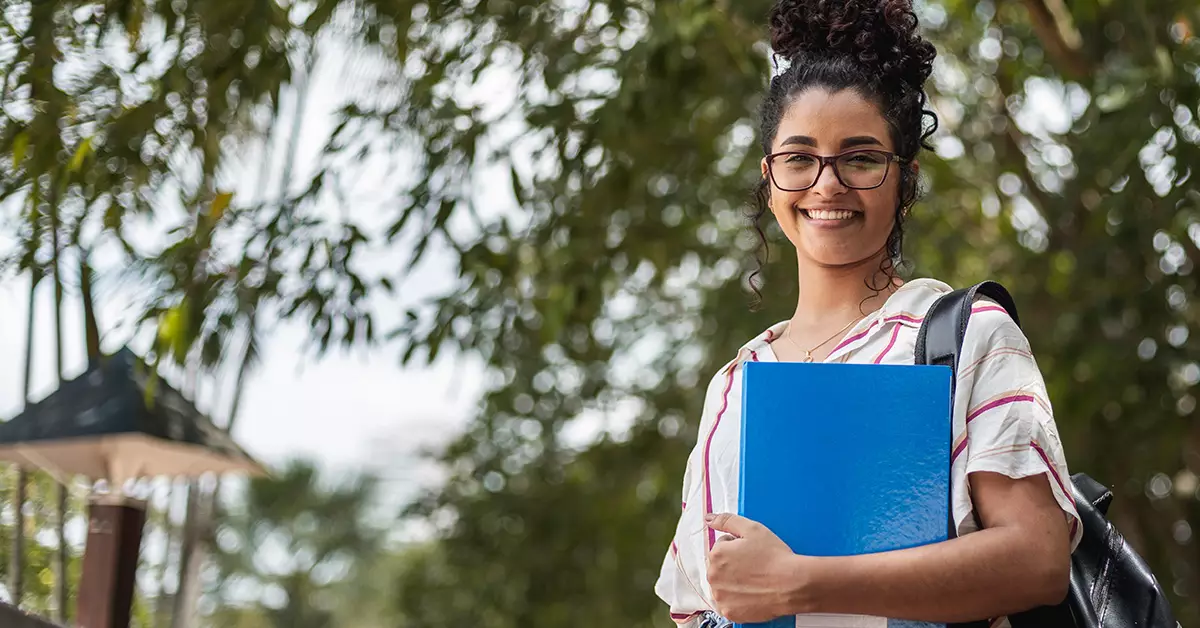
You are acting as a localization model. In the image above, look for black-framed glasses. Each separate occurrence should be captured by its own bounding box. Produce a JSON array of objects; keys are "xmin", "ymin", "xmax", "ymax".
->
[{"xmin": 764, "ymin": 149, "xmax": 903, "ymax": 191}]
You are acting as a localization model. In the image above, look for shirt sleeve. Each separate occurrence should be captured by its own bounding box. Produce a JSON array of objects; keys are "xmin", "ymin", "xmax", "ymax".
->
[
  {"xmin": 950, "ymin": 300, "xmax": 1083, "ymax": 552},
  {"xmin": 655, "ymin": 364, "xmax": 732, "ymax": 624}
]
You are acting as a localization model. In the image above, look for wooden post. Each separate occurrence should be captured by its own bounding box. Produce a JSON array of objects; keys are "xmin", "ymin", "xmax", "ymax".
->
[{"xmin": 76, "ymin": 495, "xmax": 147, "ymax": 628}]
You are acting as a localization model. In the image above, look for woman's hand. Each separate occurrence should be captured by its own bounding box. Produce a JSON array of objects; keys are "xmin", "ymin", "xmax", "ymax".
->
[
  {"xmin": 705, "ymin": 512, "xmax": 813, "ymax": 623},
  {"xmin": 704, "ymin": 473, "xmax": 1071, "ymax": 622}
]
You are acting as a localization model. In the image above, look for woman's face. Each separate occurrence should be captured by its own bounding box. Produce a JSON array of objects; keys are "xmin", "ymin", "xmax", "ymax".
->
[{"xmin": 761, "ymin": 88, "xmax": 903, "ymax": 269}]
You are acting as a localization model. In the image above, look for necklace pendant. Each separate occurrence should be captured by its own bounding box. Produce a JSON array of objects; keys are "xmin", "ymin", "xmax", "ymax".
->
[{"xmin": 802, "ymin": 351, "xmax": 814, "ymax": 363}]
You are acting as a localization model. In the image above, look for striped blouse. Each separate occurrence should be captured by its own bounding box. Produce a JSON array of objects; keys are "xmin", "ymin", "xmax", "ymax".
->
[{"xmin": 654, "ymin": 278, "xmax": 1083, "ymax": 628}]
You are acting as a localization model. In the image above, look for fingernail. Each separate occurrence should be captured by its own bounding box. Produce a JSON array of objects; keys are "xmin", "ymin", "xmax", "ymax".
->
[{"xmin": 704, "ymin": 513, "xmax": 715, "ymax": 523}]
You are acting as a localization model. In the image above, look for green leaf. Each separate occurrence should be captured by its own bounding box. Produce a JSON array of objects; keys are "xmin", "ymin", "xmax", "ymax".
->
[
  {"xmin": 510, "ymin": 164, "xmax": 525, "ymax": 206},
  {"xmin": 12, "ymin": 131, "xmax": 28, "ymax": 168},
  {"xmin": 68, "ymin": 137, "xmax": 92, "ymax": 173},
  {"xmin": 157, "ymin": 304, "xmax": 189, "ymax": 362},
  {"xmin": 210, "ymin": 191, "xmax": 234, "ymax": 221}
]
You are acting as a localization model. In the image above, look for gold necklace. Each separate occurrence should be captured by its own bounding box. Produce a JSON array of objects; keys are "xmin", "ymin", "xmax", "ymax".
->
[{"xmin": 784, "ymin": 315, "xmax": 864, "ymax": 363}]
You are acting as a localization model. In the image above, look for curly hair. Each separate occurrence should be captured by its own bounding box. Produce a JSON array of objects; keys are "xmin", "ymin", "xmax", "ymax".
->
[{"xmin": 747, "ymin": 0, "xmax": 939, "ymax": 310}]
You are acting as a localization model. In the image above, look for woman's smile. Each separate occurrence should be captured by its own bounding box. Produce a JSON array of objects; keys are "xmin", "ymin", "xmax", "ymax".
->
[{"xmin": 798, "ymin": 206, "xmax": 864, "ymax": 226}]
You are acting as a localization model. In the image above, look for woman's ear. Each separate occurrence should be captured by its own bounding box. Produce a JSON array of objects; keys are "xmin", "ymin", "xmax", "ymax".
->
[{"xmin": 761, "ymin": 158, "xmax": 771, "ymax": 208}]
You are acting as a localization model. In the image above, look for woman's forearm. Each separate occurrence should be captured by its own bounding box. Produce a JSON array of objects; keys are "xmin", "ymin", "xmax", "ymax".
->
[{"xmin": 782, "ymin": 525, "xmax": 1069, "ymax": 622}]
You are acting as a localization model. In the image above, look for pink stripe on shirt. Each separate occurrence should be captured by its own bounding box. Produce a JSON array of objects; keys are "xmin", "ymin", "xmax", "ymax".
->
[
  {"xmin": 1030, "ymin": 440, "xmax": 1076, "ymax": 507},
  {"xmin": 703, "ymin": 352, "xmax": 761, "ymax": 549},
  {"xmin": 702, "ymin": 366, "xmax": 737, "ymax": 550},
  {"xmin": 952, "ymin": 438, "xmax": 969, "ymax": 463},
  {"xmin": 873, "ymin": 324, "xmax": 902, "ymax": 363},
  {"xmin": 967, "ymin": 394, "xmax": 1037, "ymax": 422},
  {"xmin": 832, "ymin": 314, "xmax": 919, "ymax": 353},
  {"xmin": 830, "ymin": 302, "xmax": 1006, "ymax": 355}
]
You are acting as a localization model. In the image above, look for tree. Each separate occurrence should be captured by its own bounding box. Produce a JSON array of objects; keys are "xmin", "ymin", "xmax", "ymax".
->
[
  {"xmin": 1, "ymin": 1, "xmax": 382, "ymax": 624},
  {"xmin": 325, "ymin": 0, "xmax": 1200, "ymax": 625},
  {"xmin": 207, "ymin": 460, "xmax": 383, "ymax": 628}
]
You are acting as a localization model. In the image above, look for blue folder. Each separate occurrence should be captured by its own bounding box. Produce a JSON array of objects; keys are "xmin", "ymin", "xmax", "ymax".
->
[{"xmin": 736, "ymin": 361, "xmax": 952, "ymax": 628}]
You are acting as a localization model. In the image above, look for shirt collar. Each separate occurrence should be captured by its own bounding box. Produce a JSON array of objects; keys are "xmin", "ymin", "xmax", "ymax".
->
[{"xmin": 722, "ymin": 278, "xmax": 953, "ymax": 372}]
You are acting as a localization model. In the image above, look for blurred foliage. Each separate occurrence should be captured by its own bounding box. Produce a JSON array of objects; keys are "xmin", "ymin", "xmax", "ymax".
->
[
  {"xmin": 0, "ymin": 0, "xmax": 377, "ymax": 377},
  {"xmin": 333, "ymin": 0, "xmax": 1200, "ymax": 626},
  {"xmin": 1, "ymin": 0, "xmax": 380, "ymax": 623},
  {"xmin": 206, "ymin": 460, "xmax": 382, "ymax": 628},
  {"xmin": 2, "ymin": 0, "xmax": 1200, "ymax": 627},
  {"xmin": 0, "ymin": 473, "xmax": 85, "ymax": 616}
]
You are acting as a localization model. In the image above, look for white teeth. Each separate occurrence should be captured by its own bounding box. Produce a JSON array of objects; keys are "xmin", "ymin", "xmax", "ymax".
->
[{"xmin": 805, "ymin": 209, "xmax": 857, "ymax": 220}]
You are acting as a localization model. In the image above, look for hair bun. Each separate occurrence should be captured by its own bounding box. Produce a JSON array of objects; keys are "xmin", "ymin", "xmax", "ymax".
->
[{"xmin": 769, "ymin": 0, "xmax": 935, "ymax": 87}]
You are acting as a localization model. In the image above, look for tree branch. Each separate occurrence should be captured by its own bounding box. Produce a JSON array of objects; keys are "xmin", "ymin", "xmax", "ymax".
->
[{"xmin": 1019, "ymin": 0, "xmax": 1093, "ymax": 80}]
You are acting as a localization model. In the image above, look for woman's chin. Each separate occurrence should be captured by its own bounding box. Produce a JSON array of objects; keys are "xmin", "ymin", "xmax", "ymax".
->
[{"xmin": 800, "ymin": 247, "xmax": 888, "ymax": 270}]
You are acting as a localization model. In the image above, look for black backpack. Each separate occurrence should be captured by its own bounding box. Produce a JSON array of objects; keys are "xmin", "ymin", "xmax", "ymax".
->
[{"xmin": 914, "ymin": 281, "xmax": 1179, "ymax": 628}]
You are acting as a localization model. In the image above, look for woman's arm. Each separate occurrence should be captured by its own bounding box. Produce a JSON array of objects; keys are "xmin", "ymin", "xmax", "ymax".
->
[{"xmin": 705, "ymin": 471, "xmax": 1071, "ymax": 624}]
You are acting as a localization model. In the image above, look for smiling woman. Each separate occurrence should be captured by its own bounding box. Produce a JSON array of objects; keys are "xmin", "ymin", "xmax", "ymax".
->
[{"xmin": 653, "ymin": 1, "xmax": 1081, "ymax": 627}]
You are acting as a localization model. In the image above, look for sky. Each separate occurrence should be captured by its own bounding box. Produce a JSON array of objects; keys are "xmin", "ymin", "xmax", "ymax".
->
[{"xmin": 0, "ymin": 30, "xmax": 490, "ymax": 519}]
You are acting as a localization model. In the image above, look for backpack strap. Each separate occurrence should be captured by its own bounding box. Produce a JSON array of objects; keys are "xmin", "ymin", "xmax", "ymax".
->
[
  {"xmin": 915, "ymin": 281, "xmax": 1020, "ymax": 628},
  {"xmin": 914, "ymin": 280, "xmax": 1020, "ymax": 374},
  {"xmin": 913, "ymin": 280, "xmax": 1020, "ymax": 538}
]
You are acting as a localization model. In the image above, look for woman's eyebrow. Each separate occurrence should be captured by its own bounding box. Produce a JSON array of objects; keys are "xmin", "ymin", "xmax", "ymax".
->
[
  {"xmin": 779, "ymin": 135, "xmax": 817, "ymax": 148},
  {"xmin": 841, "ymin": 135, "xmax": 884, "ymax": 148}
]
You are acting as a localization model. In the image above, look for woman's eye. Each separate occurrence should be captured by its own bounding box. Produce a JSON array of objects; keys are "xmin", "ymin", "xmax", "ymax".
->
[{"xmin": 846, "ymin": 153, "xmax": 885, "ymax": 165}]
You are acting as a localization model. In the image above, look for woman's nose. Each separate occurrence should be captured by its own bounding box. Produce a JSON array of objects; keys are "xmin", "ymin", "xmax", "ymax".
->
[{"xmin": 811, "ymin": 161, "xmax": 848, "ymax": 196}]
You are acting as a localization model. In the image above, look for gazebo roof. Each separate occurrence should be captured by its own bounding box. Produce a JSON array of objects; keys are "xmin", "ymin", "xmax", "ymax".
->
[{"xmin": 0, "ymin": 347, "xmax": 262, "ymax": 484}]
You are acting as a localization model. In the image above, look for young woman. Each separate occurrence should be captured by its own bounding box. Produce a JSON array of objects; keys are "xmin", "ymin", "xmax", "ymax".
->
[{"xmin": 654, "ymin": 1, "xmax": 1081, "ymax": 626}]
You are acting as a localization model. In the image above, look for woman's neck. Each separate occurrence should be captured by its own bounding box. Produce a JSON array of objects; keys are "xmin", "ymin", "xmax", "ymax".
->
[{"xmin": 790, "ymin": 249, "xmax": 898, "ymax": 332}]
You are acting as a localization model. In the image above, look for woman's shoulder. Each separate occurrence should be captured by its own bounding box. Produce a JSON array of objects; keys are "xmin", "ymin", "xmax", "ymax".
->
[
  {"xmin": 883, "ymin": 277, "xmax": 952, "ymax": 319},
  {"xmin": 897, "ymin": 277, "xmax": 1023, "ymax": 337}
]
